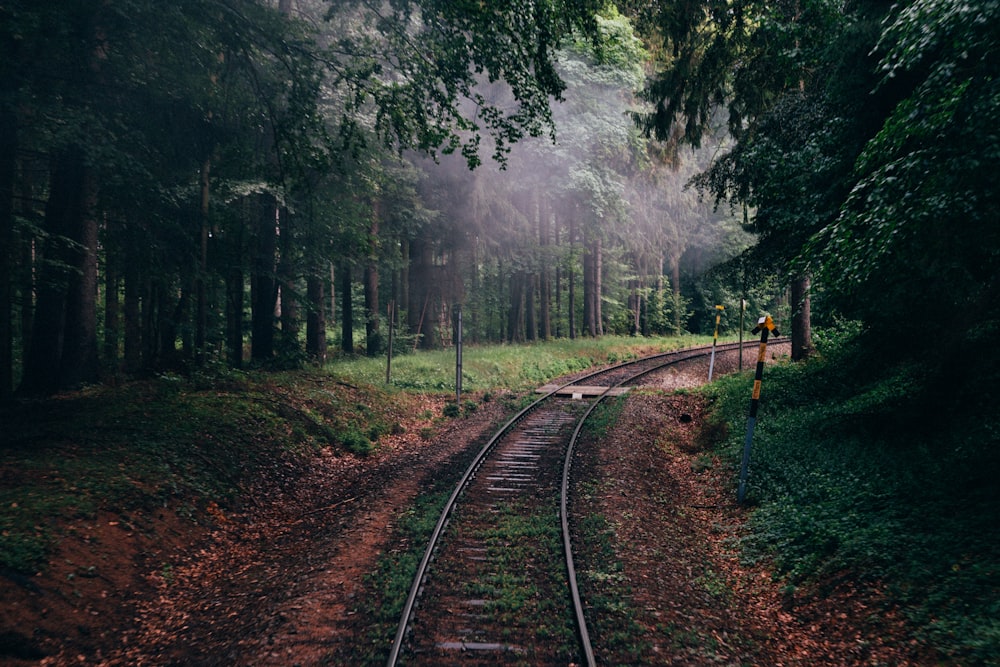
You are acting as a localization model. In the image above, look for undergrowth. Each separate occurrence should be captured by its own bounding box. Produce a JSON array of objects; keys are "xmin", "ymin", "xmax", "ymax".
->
[
  {"xmin": 705, "ymin": 325, "xmax": 1000, "ymax": 664},
  {"xmin": 0, "ymin": 370, "xmax": 411, "ymax": 574}
]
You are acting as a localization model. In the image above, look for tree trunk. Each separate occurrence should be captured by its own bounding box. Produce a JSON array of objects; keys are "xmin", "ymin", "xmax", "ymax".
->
[
  {"xmin": 123, "ymin": 259, "xmax": 142, "ymax": 373},
  {"xmin": 567, "ymin": 215, "xmax": 576, "ymax": 340},
  {"xmin": 329, "ymin": 262, "xmax": 336, "ymax": 329},
  {"xmin": 251, "ymin": 194, "xmax": 277, "ymax": 362},
  {"xmin": 306, "ymin": 273, "xmax": 326, "ymax": 363},
  {"xmin": 340, "ymin": 263, "xmax": 353, "ymax": 354},
  {"xmin": 60, "ymin": 155, "xmax": 100, "ymax": 389},
  {"xmin": 399, "ymin": 239, "xmax": 410, "ymax": 316},
  {"xmin": 594, "ymin": 236, "xmax": 603, "ymax": 336},
  {"xmin": 278, "ymin": 206, "xmax": 301, "ymax": 362},
  {"xmin": 19, "ymin": 230, "xmax": 34, "ymax": 369},
  {"xmin": 142, "ymin": 278, "xmax": 158, "ymax": 370},
  {"xmin": 525, "ymin": 273, "xmax": 537, "ymax": 342},
  {"xmin": 0, "ymin": 106, "xmax": 14, "ymax": 398},
  {"xmin": 103, "ymin": 228, "xmax": 120, "ymax": 371},
  {"xmin": 553, "ymin": 219, "xmax": 561, "ymax": 339},
  {"xmin": 20, "ymin": 149, "xmax": 99, "ymax": 395},
  {"xmin": 196, "ymin": 157, "xmax": 210, "ymax": 364},
  {"xmin": 583, "ymin": 236, "xmax": 598, "ymax": 338},
  {"xmin": 507, "ymin": 273, "xmax": 526, "ymax": 343},
  {"xmin": 364, "ymin": 207, "xmax": 380, "ymax": 357},
  {"xmin": 790, "ymin": 274, "xmax": 813, "ymax": 360},
  {"xmin": 537, "ymin": 196, "xmax": 551, "ymax": 341},
  {"xmin": 226, "ymin": 267, "xmax": 244, "ymax": 368},
  {"xmin": 409, "ymin": 237, "xmax": 438, "ymax": 350},
  {"xmin": 670, "ymin": 252, "xmax": 682, "ymax": 335}
]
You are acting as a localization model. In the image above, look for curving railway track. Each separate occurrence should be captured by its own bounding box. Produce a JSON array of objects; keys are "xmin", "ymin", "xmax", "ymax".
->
[{"xmin": 386, "ymin": 340, "xmax": 788, "ymax": 666}]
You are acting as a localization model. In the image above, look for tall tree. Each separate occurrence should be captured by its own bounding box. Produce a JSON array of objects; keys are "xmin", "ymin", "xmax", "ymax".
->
[{"xmin": 631, "ymin": 0, "xmax": 847, "ymax": 357}]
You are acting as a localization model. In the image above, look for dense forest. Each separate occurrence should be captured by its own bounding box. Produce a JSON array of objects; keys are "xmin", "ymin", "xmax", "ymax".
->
[{"xmin": 1, "ymin": 0, "xmax": 998, "ymax": 402}]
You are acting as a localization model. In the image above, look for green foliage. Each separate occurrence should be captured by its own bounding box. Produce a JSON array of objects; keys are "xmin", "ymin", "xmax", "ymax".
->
[
  {"xmin": 705, "ymin": 327, "xmax": 1000, "ymax": 662},
  {"xmin": 809, "ymin": 0, "xmax": 1000, "ymax": 343}
]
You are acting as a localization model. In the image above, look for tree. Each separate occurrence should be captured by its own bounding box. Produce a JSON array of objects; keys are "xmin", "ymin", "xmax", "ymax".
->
[
  {"xmin": 810, "ymin": 0, "xmax": 1000, "ymax": 349},
  {"xmin": 630, "ymin": 0, "xmax": 849, "ymax": 358}
]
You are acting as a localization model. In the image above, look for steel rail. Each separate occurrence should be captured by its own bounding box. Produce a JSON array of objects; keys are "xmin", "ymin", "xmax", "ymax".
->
[
  {"xmin": 385, "ymin": 340, "xmax": 784, "ymax": 667},
  {"xmin": 559, "ymin": 343, "xmax": 747, "ymax": 666}
]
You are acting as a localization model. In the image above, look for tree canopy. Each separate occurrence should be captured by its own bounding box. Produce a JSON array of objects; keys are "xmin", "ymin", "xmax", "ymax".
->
[{"xmin": 630, "ymin": 0, "xmax": 1000, "ymax": 362}]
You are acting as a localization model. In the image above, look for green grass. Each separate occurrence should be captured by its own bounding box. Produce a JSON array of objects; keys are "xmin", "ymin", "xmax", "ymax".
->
[
  {"xmin": 703, "ymin": 326, "xmax": 1000, "ymax": 664},
  {"xmin": 333, "ymin": 334, "xmax": 713, "ymax": 392}
]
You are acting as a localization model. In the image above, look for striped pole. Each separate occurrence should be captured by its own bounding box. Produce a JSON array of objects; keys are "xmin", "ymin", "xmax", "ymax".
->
[
  {"xmin": 737, "ymin": 315, "xmax": 779, "ymax": 505},
  {"xmin": 708, "ymin": 304, "xmax": 725, "ymax": 381}
]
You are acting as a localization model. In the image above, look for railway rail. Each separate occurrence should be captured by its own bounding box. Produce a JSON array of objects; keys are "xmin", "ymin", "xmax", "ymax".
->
[{"xmin": 385, "ymin": 340, "xmax": 788, "ymax": 666}]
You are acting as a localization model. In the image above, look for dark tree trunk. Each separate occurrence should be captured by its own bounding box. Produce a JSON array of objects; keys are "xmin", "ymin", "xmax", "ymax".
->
[
  {"xmin": 507, "ymin": 273, "xmax": 526, "ymax": 343},
  {"xmin": 594, "ymin": 237, "xmax": 603, "ymax": 336},
  {"xmin": 399, "ymin": 239, "xmax": 410, "ymax": 316},
  {"xmin": 59, "ymin": 157, "xmax": 99, "ymax": 389},
  {"xmin": 670, "ymin": 252, "xmax": 682, "ymax": 335},
  {"xmin": 226, "ymin": 268, "xmax": 244, "ymax": 368},
  {"xmin": 583, "ymin": 238, "xmax": 597, "ymax": 338},
  {"xmin": 526, "ymin": 274, "xmax": 537, "ymax": 342},
  {"xmin": 103, "ymin": 231, "xmax": 120, "ymax": 370},
  {"xmin": 0, "ymin": 106, "xmax": 14, "ymax": 398},
  {"xmin": 568, "ymin": 216, "xmax": 576, "ymax": 340},
  {"xmin": 364, "ymin": 209, "xmax": 380, "ymax": 357},
  {"xmin": 164, "ymin": 281, "xmax": 189, "ymax": 368},
  {"xmin": 790, "ymin": 274, "xmax": 813, "ymax": 360},
  {"xmin": 195, "ymin": 158, "xmax": 210, "ymax": 364},
  {"xmin": 408, "ymin": 237, "xmax": 438, "ymax": 350},
  {"xmin": 278, "ymin": 206, "xmax": 300, "ymax": 360},
  {"xmin": 538, "ymin": 205, "xmax": 551, "ymax": 341},
  {"xmin": 251, "ymin": 194, "xmax": 277, "ymax": 362},
  {"xmin": 123, "ymin": 260, "xmax": 141, "ymax": 373},
  {"xmin": 340, "ymin": 263, "xmax": 353, "ymax": 354},
  {"xmin": 329, "ymin": 262, "xmax": 336, "ymax": 329},
  {"xmin": 19, "ymin": 232, "xmax": 34, "ymax": 368},
  {"xmin": 142, "ymin": 278, "xmax": 157, "ymax": 369},
  {"xmin": 306, "ymin": 273, "xmax": 326, "ymax": 363},
  {"xmin": 20, "ymin": 149, "xmax": 99, "ymax": 395}
]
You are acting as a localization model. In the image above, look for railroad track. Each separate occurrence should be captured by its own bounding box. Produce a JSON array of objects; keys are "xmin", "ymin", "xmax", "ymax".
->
[{"xmin": 386, "ymin": 340, "xmax": 788, "ymax": 666}]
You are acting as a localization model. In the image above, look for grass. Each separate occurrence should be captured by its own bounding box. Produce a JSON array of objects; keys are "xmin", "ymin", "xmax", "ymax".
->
[
  {"xmin": 703, "ymin": 325, "xmax": 1000, "ymax": 664},
  {"xmin": 469, "ymin": 501, "xmax": 579, "ymax": 659},
  {"xmin": 333, "ymin": 334, "xmax": 713, "ymax": 392}
]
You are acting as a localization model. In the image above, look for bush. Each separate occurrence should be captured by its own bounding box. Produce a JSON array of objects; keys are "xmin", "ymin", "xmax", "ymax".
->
[{"xmin": 705, "ymin": 325, "xmax": 1000, "ymax": 662}]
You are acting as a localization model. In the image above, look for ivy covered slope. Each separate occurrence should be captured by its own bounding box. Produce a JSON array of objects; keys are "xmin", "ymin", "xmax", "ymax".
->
[{"xmin": 707, "ymin": 325, "xmax": 1000, "ymax": 665}]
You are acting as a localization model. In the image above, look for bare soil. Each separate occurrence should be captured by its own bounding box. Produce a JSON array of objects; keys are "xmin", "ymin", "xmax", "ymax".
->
[{"xmin": 2, "ymin": 354, "xmax": 928, "ymax": 666}]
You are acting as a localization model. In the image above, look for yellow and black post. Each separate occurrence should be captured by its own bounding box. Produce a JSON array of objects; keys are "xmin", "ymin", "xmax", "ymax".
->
[
  {"xmin": 708, "ymin": 304, "xmax": 725, "ymax": 381},
  {"xmin": 737, "ymin": 315, "xmax": 779, "ymax": 504}
]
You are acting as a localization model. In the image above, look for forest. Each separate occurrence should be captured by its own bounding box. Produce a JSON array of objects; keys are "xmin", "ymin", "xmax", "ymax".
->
[
  {"xmin": 2, "ymin": 0, "xmax": 996, "ymax": 397},
  {"xmin": 2, "ymin": 0, "xmax": 1000, "ymax": 663}
]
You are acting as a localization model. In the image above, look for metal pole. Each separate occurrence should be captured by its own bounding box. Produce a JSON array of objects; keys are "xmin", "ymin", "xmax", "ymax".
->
[
  {"xmin": 455, "ymin": 304, "xmax": 463, "ymax": 402},
  {"xmin": 708, "ymin": 304, "xmax": 724, "ymax": 381},
  {"xmin": 738, "ymin": 315, "xmax": 779, "ymax": 504}
]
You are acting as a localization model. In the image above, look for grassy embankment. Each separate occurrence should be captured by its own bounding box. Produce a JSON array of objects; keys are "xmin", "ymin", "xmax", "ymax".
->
[{"xmin": 706, "ymin": 324, "xmax": 1000, "ymax": 664}]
